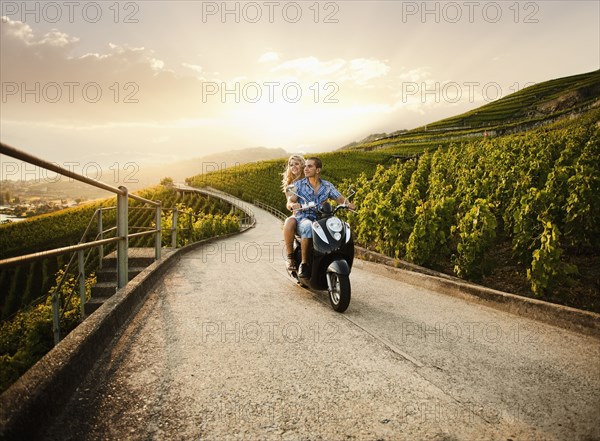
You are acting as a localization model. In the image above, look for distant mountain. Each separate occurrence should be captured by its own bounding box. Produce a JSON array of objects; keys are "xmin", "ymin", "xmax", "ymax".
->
[
  {"xmin": 134, "ymin": 147, "xmax": 289, "ymax": 186},
  {"xmin": 3, "ymin": 147, "xmax": 290, "ymax": 202},
  {"xmin": 341, "ymin": 69, "xmax": 600, "ymax": 151}
]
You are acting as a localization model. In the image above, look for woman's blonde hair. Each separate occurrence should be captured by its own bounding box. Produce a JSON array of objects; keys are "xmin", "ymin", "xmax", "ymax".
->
[{"xmin": 281, "ymin": 154, "xmax": 305, "ymax": 193}]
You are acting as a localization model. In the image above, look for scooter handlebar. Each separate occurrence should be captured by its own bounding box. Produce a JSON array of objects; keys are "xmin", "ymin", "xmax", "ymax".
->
[
  {"xmin": 333, "ymin": 204, "xmax": 357, "ymax": 214},
  {"xmin": 296, "ymin": 201, "xmax": 317, "ymax": 211},
  {"xmin": 291, "ymin": 201, "xmax": 316, "ymax": 213},
  {"xmin": 293, "ymin": 202, "xmax": 356, "ymax": 214}
]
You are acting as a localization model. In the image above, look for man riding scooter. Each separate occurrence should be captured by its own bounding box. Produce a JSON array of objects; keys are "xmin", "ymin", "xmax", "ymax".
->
[{"xmin": 285, "ymin": 157, "xmax": 356, "ymax": 279}]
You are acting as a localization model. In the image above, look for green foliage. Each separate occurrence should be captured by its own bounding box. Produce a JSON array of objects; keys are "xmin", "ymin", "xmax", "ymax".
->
[
  {"xmin": 160, "ymin": 177, "xmax": 174, "ymax": 187},
  {"xmin": 0, "ymin": 186, "xmax": 241, "ymax": 391},
  {"xmin": 527, "ymin": 221, "xmax": 576, "ymax": 296},
  {"xmin": 0, "ymin": 186, "xmax": 237, "ymax": 319},
  {"xmin": 347, "ymin": 109, "xmax": 599, "ymax": 297},
  {"xmin": 161, "ymin": 202, "xmax": 240, "ymax": 248},
  {"xmin": 453, "ymin": 199, "xmax": 497, "ymax": 279},
  {"xmin": 187, "ymin": 109, "xmax": 597, "ymax": 301},
  {"xmin": 406, "ymin": 196, "xmax": 457, "ymax": 267},
  {"xmin": 186, "ymin": 151, "xmax": 393, "ymax": 214},
  {"xmin": 564, "ymin": 134, "xmax": 600, "ymax": 247},
  {"xmin": 344, "ymin": 70, "xmax": 600, "ymax": 152},
  {"xmin": 0, "ymin": 203, "xmax": 103, "ymax": 259},
  {"xmin": 0, "ymin": 269, "xmax": 96, "ymax": 393}
]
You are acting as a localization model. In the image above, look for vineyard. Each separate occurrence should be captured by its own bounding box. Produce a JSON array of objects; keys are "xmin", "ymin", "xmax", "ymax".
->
[
  {"xmin": 343, "ymin": 109, "xmax": 599, "ymax": 309},
  {"xmin": 0, "ymin": 185, "xmax": 238, "ymax": 321},
  {"xmin": 344, "ymin": 70, "xmax": 600, "ymax": 153},
  {"xmin": 1, "ymin": 70, "xmax": 598, "ymax": 393},
  {"xmin": 0, "ymin": 185, "xmax": 238, "ymax": 318},
  {"xmin": 186, "ymin": 150, "xmax": 394, "ymax": 213},
  {"xmin": 0, "ymin": 185, "xmax": 242, "ymax": 392},
  {"xmin": 188, "ymin": 109, "xmax": 600, "ymax": 312}
]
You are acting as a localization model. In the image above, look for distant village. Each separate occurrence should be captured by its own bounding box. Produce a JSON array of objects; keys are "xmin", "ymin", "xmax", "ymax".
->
[
  {"xmin": 0, "ymin": 181, "xmax": 90, "ymax": 223},
  {"xmin": 0, "ymin": 198, "xmax": 82, "ymax": 223}
]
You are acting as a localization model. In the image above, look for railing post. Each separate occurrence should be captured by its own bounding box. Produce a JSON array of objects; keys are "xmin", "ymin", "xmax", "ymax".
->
[
  {"xmin": 52, "ymin": 291, "xmax": 60, "ymax": 345},
  {"xmin": 78, "ymin": 249, "xmax": 86, "ymax": 319},
  {"xmin": 155, "ymin": 201, "xmax": 162, "ymax": 260},
  {"xmin": 171, "ymin": 209, "xmax": 179, "ymax": 248},
  {"xmin": 117, "ymin": 186, "xmax": 129, "ymax": 288},
  {"xmin": 97, "ymin": 209, "xmax": 103, "ymax": 269},
  {"xmin": 188, "ymin": 211, "xmax": 193, "ymax": 243}
]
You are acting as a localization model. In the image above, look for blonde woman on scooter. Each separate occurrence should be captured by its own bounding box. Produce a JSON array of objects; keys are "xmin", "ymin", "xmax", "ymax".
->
[{"xmin": 282, "ymin": 154, "xmax": 305, "ymax": 271}]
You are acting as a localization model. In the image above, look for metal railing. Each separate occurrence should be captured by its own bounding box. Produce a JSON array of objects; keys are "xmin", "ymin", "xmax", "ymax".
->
[
  {"xmin": 0, "ymin": 143, "xmax": 257, "ymax": 345},
  {"xmin": 173, "ymin": 184, "xmax": 256, "ymax": 229},
  {"xmin": 253, "ymin": 199, "xmax": 287, "ymax": 221},
  {"xmin": 0, "ymin": 142, "xmax": 162, "ymax": 344}
]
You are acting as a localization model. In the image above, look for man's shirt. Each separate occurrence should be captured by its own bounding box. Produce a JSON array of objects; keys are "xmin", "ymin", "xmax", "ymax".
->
[{"xmin": 293, "ymin": 177, "xmax": 341, "ymax": 222}]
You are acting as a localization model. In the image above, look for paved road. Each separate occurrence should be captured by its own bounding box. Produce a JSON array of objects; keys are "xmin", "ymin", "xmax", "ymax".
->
[{"xmin": 44, "ymin": 202, "xmax": 600, "ymax": 441}]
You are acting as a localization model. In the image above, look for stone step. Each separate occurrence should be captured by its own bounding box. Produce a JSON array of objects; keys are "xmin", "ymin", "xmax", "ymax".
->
[
  {"xmin": 95, "ymin": 267, "xmax": 147, "ymax": 283},
  {"xmin": 84, "ymin": 248, "xmax": 174, "ymax": 316},
  {"xmin": 101, "ymin": 247, "xmax": 175, "ymax": 268},
  {"xmin": 90, "ymin": 282, "xmax": 117, "ymax": 299},
  {"xmin": 101, "ymin": 254, "xmax": 156, "ymax": 269},
  {"xmin": 84, "ymin": 296, "xmax": 112, "ymax": 315}
]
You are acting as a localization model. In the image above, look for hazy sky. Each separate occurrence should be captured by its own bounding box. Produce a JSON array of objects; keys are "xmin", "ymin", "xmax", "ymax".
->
[{"xmin": 1, "ymin": 0, "xmax": 599, "ymax": 171}]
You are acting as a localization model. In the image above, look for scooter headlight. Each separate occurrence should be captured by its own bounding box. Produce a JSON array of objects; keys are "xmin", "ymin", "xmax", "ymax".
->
[{"xmin": 326, "ymin": 217, "xmax": 343, "ymax": 234}]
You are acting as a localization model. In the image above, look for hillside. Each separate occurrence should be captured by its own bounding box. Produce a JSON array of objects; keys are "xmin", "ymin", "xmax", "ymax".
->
[
  {"xmin": 134, "ymin": 146, "xmax": 289, "ymax": 186},
  {"xmin": 2, "ymin": 70, "xmax": 599, "ymax": 316},
  {"xmin": 342, "ymin": 69, "xmax": 600, "ymax": 152},
  {"xmin": 189, "ymin": 106, "xmax": 599, "ymax": 312},
  {"xmin": 0, "ymin": 147, "xmax": 289, "ymax": 204}
]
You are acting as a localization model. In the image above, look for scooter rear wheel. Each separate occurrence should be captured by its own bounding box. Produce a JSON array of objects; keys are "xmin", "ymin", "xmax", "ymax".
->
[{"xmin": 328, "ymin": 272, "xmax": 351, "ymax": 312}]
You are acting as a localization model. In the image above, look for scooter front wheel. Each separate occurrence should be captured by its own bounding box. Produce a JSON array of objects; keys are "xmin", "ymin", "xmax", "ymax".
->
[{"xmin": 328, "ymin": 272, "xmax": 351, "ymax": 312}]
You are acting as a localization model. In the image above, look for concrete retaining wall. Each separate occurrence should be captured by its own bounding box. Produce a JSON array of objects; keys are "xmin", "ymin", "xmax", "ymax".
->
[
  {"xmin": 355, "ymin": 247, "xmax": 600, "ymax": 339},
  {"xmin": 0, "ymin": 229, "xmax": 253, "ymax": 441}
]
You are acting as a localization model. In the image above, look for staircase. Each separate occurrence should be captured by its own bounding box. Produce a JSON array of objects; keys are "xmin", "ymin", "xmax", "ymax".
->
[{"xmin": 86, "ymin": 248, "xmax": 162, "ymax": 315}]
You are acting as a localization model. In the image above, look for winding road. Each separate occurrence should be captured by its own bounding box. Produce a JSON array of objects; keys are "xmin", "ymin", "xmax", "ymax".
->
[{"xmin": 43, "ymin": 199, "xmax": 600, "ymax": 441}]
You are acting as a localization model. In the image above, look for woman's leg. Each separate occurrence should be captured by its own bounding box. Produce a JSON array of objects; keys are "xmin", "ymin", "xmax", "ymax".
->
[{"xmin": 283, "ymin": 216, "xmax": 297, "ymax": 269}]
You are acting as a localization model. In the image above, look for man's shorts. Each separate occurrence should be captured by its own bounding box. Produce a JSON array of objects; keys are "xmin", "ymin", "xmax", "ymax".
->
[{"xmin": 296, "ymin": 218, "xmax": 313, "ymax": 239}]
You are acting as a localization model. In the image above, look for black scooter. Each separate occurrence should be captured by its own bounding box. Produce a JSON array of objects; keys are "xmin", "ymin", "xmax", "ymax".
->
[{"xmin": 285, "ymin": 186, "xmax": 355, "ymax": 312}]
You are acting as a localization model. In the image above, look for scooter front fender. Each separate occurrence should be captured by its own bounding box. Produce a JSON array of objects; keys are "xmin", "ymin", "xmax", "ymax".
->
[{"xmin": 327, "ymin": 259, "xmax": 350, "ymax": 276}]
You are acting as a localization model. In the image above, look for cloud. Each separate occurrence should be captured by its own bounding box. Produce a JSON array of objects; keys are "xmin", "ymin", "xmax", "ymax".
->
[
  {"xmin": 258, "ymin": 51, "xmax": 279, "ymax": 63},
  {"xmin": 0, "ymin": 17, "xmax": 434, "ymax": 159},
  {"xmin": 1, "ymin": 16, "xmax": 34, "ymax": 41},
  {"xmin": 1, "ymin": 17, "xmax": 167, "ymax": 81},
  {"xmin": 2, "ymin": 21, "xmax": 76, "ymax": 47},
  {"xmin": 38, "ymin": 29, "xmax": 79, "ymax": 47},
  {"xmin": 0, "ymin": 17, "xmax": 214, "ymax": 122},
  {"xmin": 1, "ymin": 16, "xmax": 80, "ymax": 70},
  {"xmin": 273, "ymin": 56, "xmax": 346, "ymax": 77},
  {"xmin": 342, "ymin": 58, "xmax": 391, "ymax": 85},
  {"xmin": 396, "ymin": 67, "xmax": 432, "ymax": 83},
  {"xmin": 272, "ymin": 56, "xmax": 391, "ymax": 86},
  {"xmin": 182, "ymin": 63, "xmax": 203, "ymax": 75}
]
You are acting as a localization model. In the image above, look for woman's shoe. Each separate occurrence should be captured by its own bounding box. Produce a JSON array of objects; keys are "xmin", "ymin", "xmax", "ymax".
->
[{"xmin": 286, "ymin": 254, "xmax": 297, "ymax": 271}]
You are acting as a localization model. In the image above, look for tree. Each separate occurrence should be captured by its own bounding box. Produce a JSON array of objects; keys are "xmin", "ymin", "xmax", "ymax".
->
[{"xmin": 160, "ymin": 177, "xmax": 174, "ymax": 187}]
